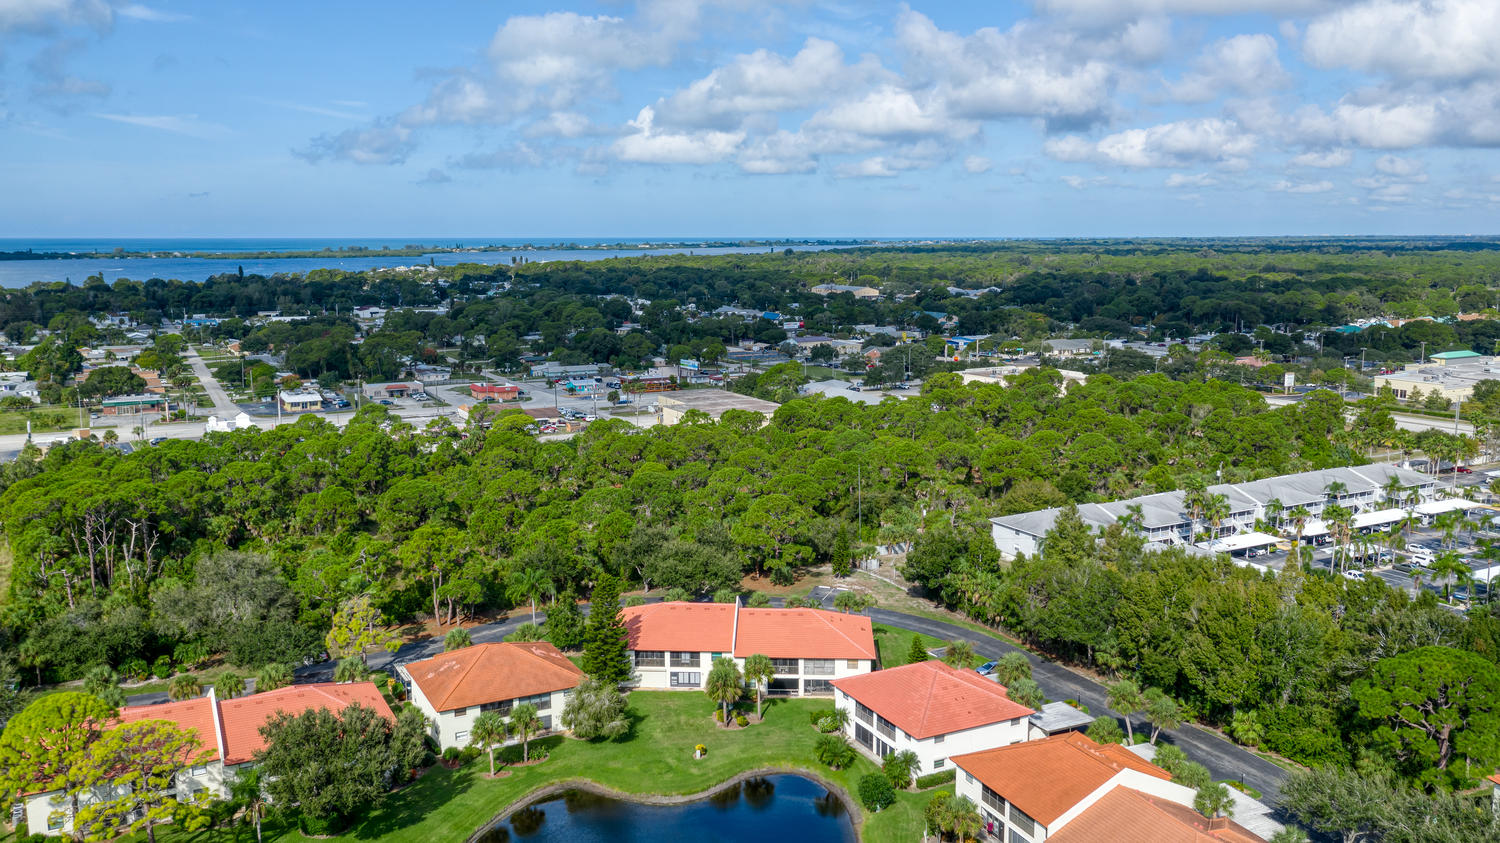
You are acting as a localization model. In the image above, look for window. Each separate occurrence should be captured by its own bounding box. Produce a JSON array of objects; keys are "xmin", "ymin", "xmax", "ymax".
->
[
  {"xmin": 980, "ymin": 785, "xmax": 1004, "ymax": 812},
  {"xmin": 190, "ymin": 765, "xmax": 208, "ymax": 775},
  {"xmin": 635, "ymin": 650, "xmax": 666, "ymax": 668},
  {"xmin": 803, "ymin": 678, "xmax": 833, "ymax": 695},
  {"xmin": 771, "ymin": 658, "xmax": 798, "ymax": 675},
  {"xmin": 933, "ymin": 734, "xmax": 945, "ymax": 744},
  {"xmin": 1009, "ymin": 830, "xmax": 1031, "ymax": 843},
  {"xmin": 521, "ymin": 692, "xmax": 552, "ymax": 711},
  {"xmin": 964, "ymin": 771, "xmax": 975, "ymax": 784},
  {"xmin": 933, "ymin": 758, "xmax": 945, "ymax": 769},
  {"xmin": 1008, "ymin": 804, "xmax": 1035, "ymax": 835},
  {"xmin": 847, "ymin": 659, "xmax": 860, "ymax": 670},
  {"xmin": 452, "ymin": 707, "xmax": 467, "ymax": 717},
  {"xmin": 854, "ymin": 724, "xmax": 873, "ymax": 748},
  {"xmin": 454, "ymin": 730, "xmax": 468, "ymax": 743},
  {"xmin": 481, "ymin": 700, "xmax": 511, "ymax": 715},
  {"xmin": 670, "ymin": 651, "xmax": 700, "ymax": 668},
  {"xmin": 875, "ymin": 714, "xmax": 896, "ymax": 741},
  {"xmin": 875, "ymin": 739, "xmax": 892, "ymax": 758},
  {"xmin": 670, "ymin": 672, "xmax": 701, "ymax": 687},
  {"xmin": 803, "ymin": 658, "xmax": 834, "ymax": 676},
  {"xmin": 855, "ymin": 701, "xmax": 873, "ymax": 724},
  {"xmin": 48, "ymin": 813, "xmax": 65, "ymax": 831},
  {"xmin": 540, "ymin": 714, "xmax": 553, "ymax": 731}
]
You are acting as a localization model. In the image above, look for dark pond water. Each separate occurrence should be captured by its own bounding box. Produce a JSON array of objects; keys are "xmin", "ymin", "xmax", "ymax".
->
[{"xmin": 476, "ymin": 774, "xmax": 855, "ymax": 843}]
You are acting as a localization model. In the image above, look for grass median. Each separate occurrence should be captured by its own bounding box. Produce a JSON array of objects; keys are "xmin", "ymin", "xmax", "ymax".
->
[{"xmin": 127, "ymin": 691, "xmax": 940, "ymax": 843}]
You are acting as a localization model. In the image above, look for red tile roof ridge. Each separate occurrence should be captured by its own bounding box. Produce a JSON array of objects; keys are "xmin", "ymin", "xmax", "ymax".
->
[{"xmin": 744, "ymin": 606, "xmax": 871, "ymax": 652}]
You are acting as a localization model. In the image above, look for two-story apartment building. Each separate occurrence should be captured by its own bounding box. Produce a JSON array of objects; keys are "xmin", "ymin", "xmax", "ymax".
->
[
  {"xmin": 398, "ymin": 641, "xmax": 585, "ymax": 749},
  {"xmin": 24, "ymin": 683, "xmax": 391, "ymax": 837},
  {"xmin": 952, "ymin": 733, "xmax": 1263, "ymax": 842},
  {"xmin": 621, "ymin": 601, "xmax": 877, "ymax": 696},
  {"xmin": 831, "ymin": 660, "xmax": 1033, "ymax": 775}
]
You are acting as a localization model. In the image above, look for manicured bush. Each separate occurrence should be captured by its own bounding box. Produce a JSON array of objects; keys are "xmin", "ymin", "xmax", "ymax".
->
[
  {"xmin": 460, "ymin": 746, "xmax": 481, "ymax": 762},
  {"xmin": 714, "ymin": 708, "xmax": 726, "ymax": 723},
  {"xmin": 859, "ymin": 772, "xmax": 896, "ymax": 811},
  {"xmin": 441, "ymin": 746, "xmax": 461, "ymax": 762},
  {"xmin": 914, "ymin": 769, "xmax": 956, "ymax": 789},
  {"xmin": 734, "ymin": 712, "xmax": 749, "ymax": 727},
  {"xmin": 816, "ymin": 715, "xmax": 844, "ymax": 733},
  {"xmin": 810, "ymin": 708, "xmax": 835, "ymax": 725}
]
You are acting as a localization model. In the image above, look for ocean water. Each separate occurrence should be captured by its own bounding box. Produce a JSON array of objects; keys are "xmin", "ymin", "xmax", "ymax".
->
[{"xmin": 0, "ymin": 239, "xmax": 851, "ymax": 288}]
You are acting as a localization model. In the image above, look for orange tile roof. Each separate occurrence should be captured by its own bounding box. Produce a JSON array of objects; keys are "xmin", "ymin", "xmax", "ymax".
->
[
  {"xmin": 1048, "ymin": 787, "xmax": 1265, "ymax": 843},
  {"xmin": 117, "ymin": 697, "xmax": 219, "ymax": 760},
  {"xmin": 733, "ymin": 608, "xmax": 876, "ymax": 659},
  {"xmin": 831, "ymin": 660, "xmax": 1032, "ymax": 738},
  {"xmin": 621, "ymin": 602, "xmax": 876, "ymax": 660},
  {"xmin": 622, "ymin": 602, "xmax": 736, "ymax": 652},
  {"xmin": 217, "ymin": 682, "xmax": 394, "ymax": 765},
  {"xmin": 404, "ymin": 641, "xmax": 584, "ymax": 712},
  {"xmin": 952, "ymin": 732, "xmax": 1172, "ymax": 826},
  {"xmin": 1490, "ymin": 773, "xmax": 1500, "ymax": 786}
]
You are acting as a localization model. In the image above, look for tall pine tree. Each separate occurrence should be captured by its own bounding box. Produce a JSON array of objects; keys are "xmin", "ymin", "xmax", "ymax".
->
[
  {"xmin": 832, "ymin": 526, "xmax": 852, "ymax": 577},
  {"xmin": 546, "ymin": 590, "xmax": 586, "ymax": 651},
  {"xmin": 581, "ymin": 574, "xmax": 630, "ymax": 683}
]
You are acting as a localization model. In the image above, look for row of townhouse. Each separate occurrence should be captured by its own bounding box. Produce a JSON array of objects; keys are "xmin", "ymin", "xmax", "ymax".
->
[
  {"xmin": 620, "ymin": 601, "xmax": 877, "ymax": 695},
  {"xmin": 990, "ymin": 464, "xmax": 1444, "ymax": 559},
  {"xmin": 397, "ymin": 640, "xmax": 585, "ymax": 749},
  {"xmin": 24, "ymin": 683, "xmax": 392, "ymax": 837}
]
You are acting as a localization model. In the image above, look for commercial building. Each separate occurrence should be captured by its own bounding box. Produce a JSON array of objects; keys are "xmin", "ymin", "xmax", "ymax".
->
[
  {"xmin": 656, "ymin": 389, "xmax": 780, "ymax": 425},
  {"xmin": 958, "ymin": 366, "xmax": 1089, "ymax": 390},
  {"xmin": 24, "ymin": 683, "xmax": 391, "ymax": 837},
  {"xmin": 621, "ymin": 601, "xmax": 876, "ymax": 696},
  {"xmin": 990, "ymin": 465, "xmax": 1437, "ymax": 559},
  {"xmin": 100, "ymin": 394, "xmax": 167, "ymax": 415},
  {"xmin": 953, "ymin": 733, "xmax": 1263, "ymax": 843},
  {"xmin": 1372, "ymin": 352, "xmax": 1498, "ymax": 402},
  {"xmin": 469, "ymin": 382, "xmax": 520, "ymax": 401},
  {"xmin": 362, "ymin": 381, "xmax": 422, "ymax": 400},
  {"xmin": 277, "ymin": 389, "xmax": 323, "ymax": 413},
  {"xmin": 398, "ymin": 641, "xmax": 585, "ymax": 750},
  {"xmin": 1042, "ymin": 339, "xmax": 1101, "ymax": 358},
  {"xmin": 831, "ymin": 660, "xmax": 1033, "ymax": 775}
]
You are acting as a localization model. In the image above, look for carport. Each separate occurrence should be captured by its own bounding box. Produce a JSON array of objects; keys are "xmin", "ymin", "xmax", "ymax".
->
[
  {"xmin": 1353, "ymin": 508, "xmax": 1409, "ymax": 532},
  {"xmin": 1414, "ymin": 499, "xmax": 1484, "ymax": 517},
  {"xmin": 1195, "ymin": 531, "xmax": 1282, "ymax": 558}
]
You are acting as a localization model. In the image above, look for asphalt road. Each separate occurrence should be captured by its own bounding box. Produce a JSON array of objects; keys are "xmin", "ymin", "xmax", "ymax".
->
[{"xmin": 123, "ymin": 598, "xmax": 1290, "ymax": 811}]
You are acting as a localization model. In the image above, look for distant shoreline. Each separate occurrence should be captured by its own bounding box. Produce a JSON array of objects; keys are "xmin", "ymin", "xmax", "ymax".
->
[{"xmin": 0, "ymin": 239, "xmax": 875, "ymax": 262}]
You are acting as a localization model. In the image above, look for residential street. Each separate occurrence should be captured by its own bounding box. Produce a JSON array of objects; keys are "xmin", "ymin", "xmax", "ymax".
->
[{"xmin": 184, "ymin": 347, "xmax": 240, "ymax": 417}]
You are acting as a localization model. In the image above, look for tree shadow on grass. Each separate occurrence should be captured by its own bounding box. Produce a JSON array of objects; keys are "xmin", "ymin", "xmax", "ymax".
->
[{"xmin": 349, "ymin": 764, "xmax": 479, "ymax": 840}]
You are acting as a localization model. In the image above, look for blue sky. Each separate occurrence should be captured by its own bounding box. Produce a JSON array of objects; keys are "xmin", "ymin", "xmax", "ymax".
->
[{"xmin": 1, "ymin": 0, "xmax": 1498, "ymax": 237}]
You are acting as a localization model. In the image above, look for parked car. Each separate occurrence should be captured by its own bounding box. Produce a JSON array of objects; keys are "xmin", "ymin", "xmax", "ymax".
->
[
  {"xmin": 1457, "ymin": 466, "xmax": 1473, "ymax": 474},
  {"xmin": 975, "ymin": 660, "xmax": 999, "ymax": 676},
  {"xmin": 378, "ymin": 399, "xmax": 393, "ymax": 405},
  {"xmin": 412, "ymin": 392, "xmax": 430, "ymax": 401},
  {"xmin": 584, "ymin": 414, "xmax": 597, "ymax": 422},
  {"xmin": 148, "ymin": 437, "xmax": 167, "ymax": 445}
]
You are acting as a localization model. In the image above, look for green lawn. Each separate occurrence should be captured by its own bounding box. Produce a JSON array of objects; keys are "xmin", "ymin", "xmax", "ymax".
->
[
  {"xmin": 872, "ymin": 622, "xmax": 947, "ymax": 668},
  {"xmin": 125, "ymin": 692, "xmax": 942, "ymax": 843}
]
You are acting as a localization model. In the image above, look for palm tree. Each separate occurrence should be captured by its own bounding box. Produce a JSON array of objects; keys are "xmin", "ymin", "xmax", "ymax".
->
[
  {"xmin": 444, "ymin": 627, "xmax": 473, "ymax": 651},
  {"xmin": 229, "ymin": 768, "xmax": 269, "ymax": 843},
  {"xmin": 705, "ymin": 656, "xmax": 743, "ymax": 722},
  {"xmin": 947, "ymin": 795, "xmax": 982, "ymax": 843},
  {"xmin": 884, "ymin": 749, "xmax": 921, "ymax": 789},
  {"xmin": 101, "ymin": 429, "xmax": 118, "ymax": 444},
  {"xmin": 1117, "ymin": 503, "xmax": 1145, "ymax": 533},
  {"xmin": 1106, "ymin": 679, "xmax": 1146, "ymax": 744},
  {"xmin": 506, "ymin": 567, "xmax": 555, "ymax": 625},
  {"xmin": 334, "ymin": 655, "xmax": 369, "ymax": 683},
  {"xmin": 1144, "ymin": 688, "xmax": 1181, "ymax": 745},
  {"xmin": 942, "ymin": 639, "xmax": 976, "ymax": 669},
  {"xmin": 1435, "ymin": 511, "xmax": 1461, "ymax": 549},
  {"xmin": 1381, "ymin": 476, "xmax": 1405, "ymax": 507},
  {"xmin": 509, "ymin": 702, "xmax": 541, "ymax": 762},
  {"xmin": 742, "ymin": 653, "xmax": 775, "ymax": 719},
  {"xmin": 254, "ymin": 662, "xmax": 292, "ymax": 693},
  {"xmin": 1324, "ymin": 480, "xmax": 1347, "ymax": 506},
  {"xmin": 1430, "ymin": 550, "xmax": 1469, "ymax": 601},
  {"xmin": 1263, "ymin": 497, "xmax": 1284, "ymax": 531},
  {"xmin": 168, "ymin": 674, "xmax": 202, "ymax": 701},
  {"xmin": 1202, "ymin": 493, "xmax": 1230, "ymax": 541},
  {"xmin": 470, "ymin": 711, "xmax": 507, "ymax": 776},
  {"xmin": 1286, "ymin": 505, "xmax": 1311, "ymax": 565},
  {"xmin": 1194, "ymin": 782, "xmax": 1235, "ymax": 820},
  {"xmin": 215, "ymin": 671, "xmax": 245, "ymax": 699},
  {"xmin": 1324, "ymin": 504, "xmax": 1354, "ymax": 574}
]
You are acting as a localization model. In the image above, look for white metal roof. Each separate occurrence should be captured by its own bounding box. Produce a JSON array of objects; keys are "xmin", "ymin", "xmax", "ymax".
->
[
  {"xmin": 1196, "ymin": 532, "xmax": 1282, "ymax": 553},
  {"xmin": 1353, "ymin": 508, "xmax": 1410, "ymax": 529},
  {"xmin": 1414, "ymin": 498, "xmax": 1483, "ymax": 515}
]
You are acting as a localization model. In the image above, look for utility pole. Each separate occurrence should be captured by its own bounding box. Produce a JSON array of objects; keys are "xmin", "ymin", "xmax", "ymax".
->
[{"xmin": 1420, "ymin": 341, "xmax": 1427, "ymax": 365}]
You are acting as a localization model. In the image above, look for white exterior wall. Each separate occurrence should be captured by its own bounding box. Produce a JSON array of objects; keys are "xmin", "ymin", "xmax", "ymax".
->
[
  {"xmin": 954, "ymin": 764, "xmax": 1196, "ymax": 843},
  {"xmin": 834, "ymin": 689, "xmax": 1028, "ymax": 775},
  {"xmin": 24, "ymin": 761, "xmax": 229, "ymax": 837},
  {"xmin": 631, "ymin": 652, "xmax": 872, "ymax": 695},
  {"xmin": 408, "ymin": 678, "xmax": 571, "ymax": 750},
  {"xmin": 991, "ymin": 524, "xmax": 1041, "ymax": 559}
]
